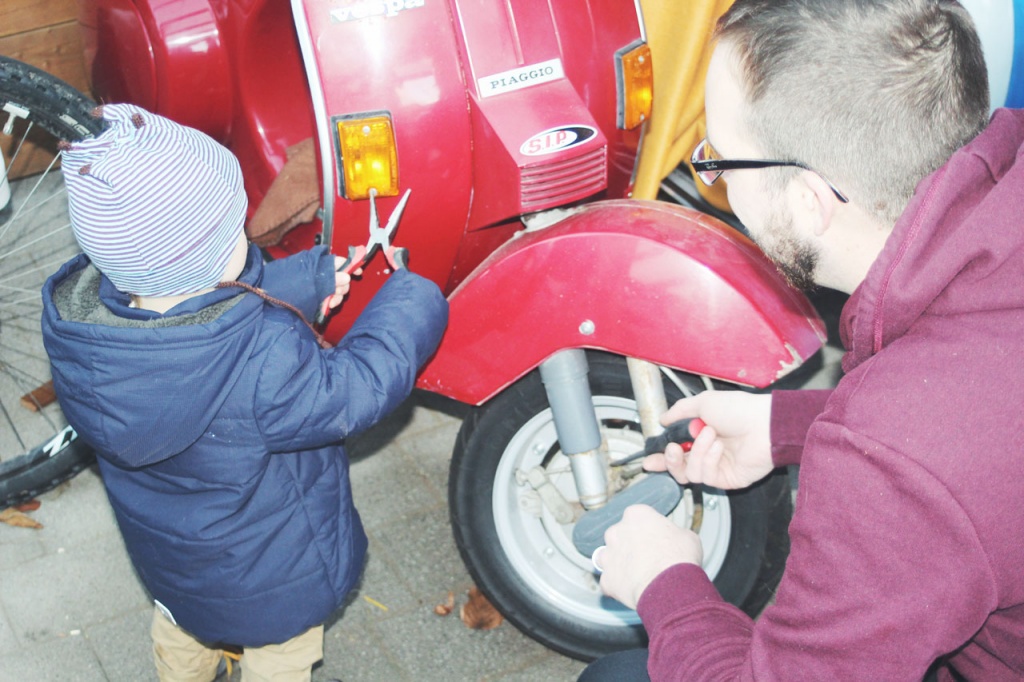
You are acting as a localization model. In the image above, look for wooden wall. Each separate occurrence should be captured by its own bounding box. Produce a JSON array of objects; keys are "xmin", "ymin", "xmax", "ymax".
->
[{"xmin": 1, "ymin": 0, "xmax": 90, "ymax": 179}]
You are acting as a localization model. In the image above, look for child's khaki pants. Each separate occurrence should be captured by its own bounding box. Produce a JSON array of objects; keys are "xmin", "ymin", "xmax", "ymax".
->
[{"xmin": 151, "ymin": 607, "xmax": 324, "ymax": 682}]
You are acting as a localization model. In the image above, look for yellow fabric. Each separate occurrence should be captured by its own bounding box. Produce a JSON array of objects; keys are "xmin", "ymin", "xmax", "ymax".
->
[{"xmin": 633, "ymin": 0, "xmax": 734, "ymax": 211}]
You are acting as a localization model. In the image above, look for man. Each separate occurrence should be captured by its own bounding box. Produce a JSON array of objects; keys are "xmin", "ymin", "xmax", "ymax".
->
[{"xmin": 582, "ymin": 0, "xmax": 1024, "ymax": 679}]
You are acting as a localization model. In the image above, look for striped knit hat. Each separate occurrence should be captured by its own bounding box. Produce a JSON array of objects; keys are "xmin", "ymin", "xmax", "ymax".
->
[{"xmin": 61, "ymin": 104, "xmax": 246, "ymax": 296}]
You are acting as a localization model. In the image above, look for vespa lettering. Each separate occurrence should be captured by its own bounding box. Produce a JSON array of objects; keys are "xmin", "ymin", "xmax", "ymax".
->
[
  {"xmin": 330, "ymin": 0, "xmax": 424, "ymax": 23},
  {"xmin": 520, "ymin": 125, "xmax": 598, "ymax": 157},
  {"xmin": 478, "ymin": 59, "xmax": 565, "ymax": 98}
]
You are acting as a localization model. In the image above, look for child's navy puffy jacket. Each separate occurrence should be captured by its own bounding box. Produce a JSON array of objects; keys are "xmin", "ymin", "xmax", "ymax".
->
[{"xmin": 41, "ymin": 244, "xmax": 448, "ymax": 646}]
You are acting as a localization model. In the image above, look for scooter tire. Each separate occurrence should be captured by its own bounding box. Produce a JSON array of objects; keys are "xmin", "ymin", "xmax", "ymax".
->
[{"xmin": 448, "ymin": 352, "xmax": 792, "ymax": 661}]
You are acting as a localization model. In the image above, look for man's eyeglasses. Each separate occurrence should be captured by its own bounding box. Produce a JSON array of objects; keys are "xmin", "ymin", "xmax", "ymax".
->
[{"xmin": 690, "ymin": 138, "xmax": 849, "ymax": 203}]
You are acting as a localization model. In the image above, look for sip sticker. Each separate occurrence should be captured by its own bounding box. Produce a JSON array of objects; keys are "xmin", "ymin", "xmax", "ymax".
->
[{"xmin": 520, "ymin": 126, "xmax": 597, "ymax": 157}]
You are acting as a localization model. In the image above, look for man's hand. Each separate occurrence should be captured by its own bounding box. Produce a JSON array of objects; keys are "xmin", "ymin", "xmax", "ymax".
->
[
  {"xmin": 599, "ymin": 504, "xmax": 702, "ymax": 609},
  {"xmin": 643, "ymin": 391, "xmax": 774, "ymax": 490}
]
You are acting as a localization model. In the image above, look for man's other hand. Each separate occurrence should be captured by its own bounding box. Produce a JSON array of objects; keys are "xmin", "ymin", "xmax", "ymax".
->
[
  {"xmin": 643, "ymin": 391, "xmax": 774, "ymax": 490},
  {"xmin": 599, "ymin": 504, "xmax": 702, "ymax": 609}
]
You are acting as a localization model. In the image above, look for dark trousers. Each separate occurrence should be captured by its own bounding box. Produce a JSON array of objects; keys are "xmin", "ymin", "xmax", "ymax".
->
[
  {"xmin": 578, "ymin": 648, "xmax": 952, "ymax": 682},
  {"xmin": 578, "ymin": 648, "xmax": 650, "ymax": 682}
]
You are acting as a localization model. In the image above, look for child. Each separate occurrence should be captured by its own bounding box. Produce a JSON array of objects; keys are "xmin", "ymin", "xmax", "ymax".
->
[{"xmin": 41, "ymin": 104, "xmax": 448, "ymax": 680}]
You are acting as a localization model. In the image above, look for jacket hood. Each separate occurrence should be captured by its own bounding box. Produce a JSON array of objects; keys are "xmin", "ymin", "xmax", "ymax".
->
[
  {"xmin": 41, "ymin": 247, "xmax": 265, "ymax": 468},
  {"xmin": 841, "ymin": 108, "xmax": 1024, "ymax": 371}
]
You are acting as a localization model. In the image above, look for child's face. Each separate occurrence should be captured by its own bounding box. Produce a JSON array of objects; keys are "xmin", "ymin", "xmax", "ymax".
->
[{"xmin": 220, "ymin": 231, "xmax": 249, "ymax": 284}]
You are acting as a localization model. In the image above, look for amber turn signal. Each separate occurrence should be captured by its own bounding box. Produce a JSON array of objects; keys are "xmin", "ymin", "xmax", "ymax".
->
[
  {"xmin": 336, "ymin": 113, "xmax": 399, "ymax": 199},
  {"xmin": 616, "ymin": 41, "xmax": 653, "ymax": 130}
]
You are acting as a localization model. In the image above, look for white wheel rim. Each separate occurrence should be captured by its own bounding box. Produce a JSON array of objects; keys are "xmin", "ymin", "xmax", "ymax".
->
[{"xmin": 492, "ymin": 396, "xmax": 732, "ymax": 627}]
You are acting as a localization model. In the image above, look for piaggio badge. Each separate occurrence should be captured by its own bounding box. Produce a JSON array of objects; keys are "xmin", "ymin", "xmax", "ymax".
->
[
  {"xmin": 519, "ymin": 126, "xmax": 597, "ymax": 157},
  {"xmin": 478, "ymin": 59, "xmax": 565, "ymax": 98}
]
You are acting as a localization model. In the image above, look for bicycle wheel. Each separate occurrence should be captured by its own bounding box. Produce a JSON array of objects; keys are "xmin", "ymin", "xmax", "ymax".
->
[{"xmin": 0, "ymin": 56, "xmax": 105, "ymax": 508}]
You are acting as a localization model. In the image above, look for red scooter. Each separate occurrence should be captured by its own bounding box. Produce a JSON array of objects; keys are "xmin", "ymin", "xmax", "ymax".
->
[{"xmin": 66, "ymin": 0, "xmax": 823, "ymax": 660}]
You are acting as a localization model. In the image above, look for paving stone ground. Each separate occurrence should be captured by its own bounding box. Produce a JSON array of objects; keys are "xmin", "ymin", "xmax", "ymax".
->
[{"xmin": 0, "ymin": 393, "xmax": 593, "ymax": 682}]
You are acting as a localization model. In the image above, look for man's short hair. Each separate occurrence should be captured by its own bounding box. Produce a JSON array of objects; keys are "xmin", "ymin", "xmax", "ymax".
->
[{"xmin": 716, "ymin": 0, "xmax": 989, "ymax": 225}]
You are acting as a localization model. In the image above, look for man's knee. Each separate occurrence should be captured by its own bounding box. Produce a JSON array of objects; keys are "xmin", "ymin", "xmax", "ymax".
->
[{"xmin": 578, "ymin": 648, "xmax": 650, "ymax": 682}]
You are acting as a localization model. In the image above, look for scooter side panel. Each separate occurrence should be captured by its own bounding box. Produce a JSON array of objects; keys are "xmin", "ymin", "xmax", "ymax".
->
[
  {"xmin": 295, "ymin": 0, "xmax": 475, "ymax": 339},
  {"xmin": 547, "ymin": 0, "xmax": 645, "ymax": 198},
  {"xmin": 416, "ymin": 200, "xmax": 827, "ymax": 404},
  {"xmin": 455, "ymin": 0, "xmax": 644, "ymax": 229},
  {"xmin": 230, "ymin": 0, "xmax": 317, "ymax": 210},
  {"xmin": 81, "ymin": 0, "xmax": 234, "ymax": 139},
  {"xmin": 79, "ymin": 0, "xmax": 159, "ymax": 112}
]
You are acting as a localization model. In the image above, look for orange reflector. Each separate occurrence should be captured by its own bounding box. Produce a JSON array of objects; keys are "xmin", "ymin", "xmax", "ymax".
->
[
  {"xmin": 336, "ymin": 114, "xmax": 399, "ymax": 199},
  {"xmin": 617, "ymin": 42, "xmax": 653, "ymax": 130}
]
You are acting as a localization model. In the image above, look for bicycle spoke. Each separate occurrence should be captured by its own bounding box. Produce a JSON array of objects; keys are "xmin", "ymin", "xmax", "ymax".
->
[
  {"xmin": 0, "ymin": 55, "xmax": 102, "ymax": 504},
  {"xmin": 0, "ymin": 139, "xmax": 56, "ymax": 244},
  {"xmin": 0, "ymin": 398, "xmax": 28, "ymax": 451},
  {"xmin": 0, "ymin": 338, "xmax": 52, "ymax": 370},
  {"xmin": 1, "ymin": 358, "xmax": 52, "ymax": 403}
]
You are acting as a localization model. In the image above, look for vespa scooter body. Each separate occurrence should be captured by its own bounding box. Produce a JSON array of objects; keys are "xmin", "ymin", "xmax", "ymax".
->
[
  {"xmin": 78, "ymin": 0, "xmax": 823, "ymax": 392},
  {"xmin": 288, "ymin": 0, "xmax": 651, "ymax": 335},
  {"xmin": 78, "ymin": 0, "xmax": 661, "ymax": 334}
]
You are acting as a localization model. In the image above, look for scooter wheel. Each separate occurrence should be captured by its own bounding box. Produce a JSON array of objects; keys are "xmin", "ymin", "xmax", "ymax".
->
[{"xmin": 448, "ymin": 351, "xmax": 792, "ymax": 661}]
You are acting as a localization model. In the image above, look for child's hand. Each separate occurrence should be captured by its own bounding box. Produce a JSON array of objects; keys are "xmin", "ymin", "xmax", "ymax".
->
[{"xmin": 324, "ymin": 258, "xmax": 362, "ymax": 312}]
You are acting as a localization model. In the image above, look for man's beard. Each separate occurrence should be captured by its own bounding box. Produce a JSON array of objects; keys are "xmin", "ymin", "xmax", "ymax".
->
[{"xmin": 755, "ymin": 204, "xmax": 819, "ymax": 291}]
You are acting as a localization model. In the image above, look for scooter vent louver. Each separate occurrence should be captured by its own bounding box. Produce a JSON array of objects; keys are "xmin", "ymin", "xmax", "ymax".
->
[{"xmin": 520, "ymin": 146, "xmax": 607, "ymax": 210}]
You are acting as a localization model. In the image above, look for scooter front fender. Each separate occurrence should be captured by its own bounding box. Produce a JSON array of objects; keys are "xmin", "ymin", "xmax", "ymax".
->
[{"xmin": 416, "ymin": 200, "xmax": 826, "ymax": 405}]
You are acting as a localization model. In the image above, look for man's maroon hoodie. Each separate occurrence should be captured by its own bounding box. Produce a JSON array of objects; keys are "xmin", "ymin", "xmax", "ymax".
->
[{"xmin": 638, "ymin": 108, "xmax": 1024, "ymax": 680}]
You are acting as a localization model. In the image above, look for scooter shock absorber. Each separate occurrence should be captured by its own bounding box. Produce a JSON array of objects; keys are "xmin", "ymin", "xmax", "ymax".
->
[{"xmin": 538, "ymin": 349, "xmax": 608, "ymax": 510}]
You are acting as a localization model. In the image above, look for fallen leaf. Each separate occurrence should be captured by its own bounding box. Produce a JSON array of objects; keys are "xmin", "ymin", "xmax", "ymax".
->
[
  {"xmin": 20, "ymin": 380, "xmax": 57, "ymax": 412},
  {"xmin": 0, "ymin": 507, "xmax": 43, "ymax": 529},
  {"xmin": 434, "ymin": 590, "xmax": 455, "ymax": 616},
  {"xmin": 460, "ymin": 586, "xmax": 503, "ymax": 630}
]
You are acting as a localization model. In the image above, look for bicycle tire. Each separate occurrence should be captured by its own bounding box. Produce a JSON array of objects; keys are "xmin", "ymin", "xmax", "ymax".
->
[
  {"xmin": 0, "ymin": 56, "xmax": 105, "ymax": 508},
  {"xmin": 0, "ymin": 56, "xmax": 107, "ymax": 140}
]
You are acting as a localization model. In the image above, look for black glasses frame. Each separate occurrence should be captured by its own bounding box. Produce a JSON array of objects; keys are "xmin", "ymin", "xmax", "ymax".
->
[{"xmin": 690, "ymin": 138, "xmax": 849, "ymax": 203}]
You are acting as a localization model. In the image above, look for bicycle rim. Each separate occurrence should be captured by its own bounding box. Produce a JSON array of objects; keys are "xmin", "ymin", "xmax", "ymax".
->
[{"xmin": 0, "ymin": 56, "xmax": 104, "ymax": 507}]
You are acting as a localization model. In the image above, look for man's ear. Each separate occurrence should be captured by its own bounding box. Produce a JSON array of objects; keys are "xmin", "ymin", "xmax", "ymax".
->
[{"xmin": 795, "ymin": 169, "xmax": 839, "ymax": 237}]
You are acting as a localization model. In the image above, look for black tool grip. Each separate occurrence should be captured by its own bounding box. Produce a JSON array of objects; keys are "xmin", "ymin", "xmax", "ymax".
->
[{"xmin": 614, "ymin": 418, "xmax": 695, "ymax": 466}]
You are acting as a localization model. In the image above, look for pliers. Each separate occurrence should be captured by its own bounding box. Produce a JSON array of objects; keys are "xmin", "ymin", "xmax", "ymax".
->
[{"xmin": 316, "ymin": 188, "xmax": 412, "ymax": 325}]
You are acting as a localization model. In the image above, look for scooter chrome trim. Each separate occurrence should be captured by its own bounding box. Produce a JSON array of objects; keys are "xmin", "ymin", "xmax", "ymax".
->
[
  {"xmin": 291, "ymin": 0, "xmax": 336, "ymax": 248},
  {"xmin": 634, "ymin": 0, "xmax": 647, "ymax": 42}
]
